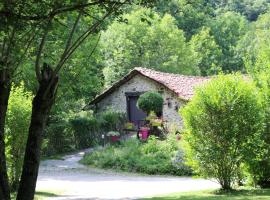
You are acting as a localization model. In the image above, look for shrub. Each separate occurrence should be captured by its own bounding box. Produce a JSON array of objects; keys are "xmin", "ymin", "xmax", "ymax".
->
[
  {"xmin": 181, "ymin": 74, "xmax": 264, "ymax": 190},
  {"xmin": 69, "ymin": 110, "xmax": 127, "ymax": 149},
  {"xmin": 247, "ymin": 72, "xmax": 270, "ymax": 188},
  {"xmin": 43, "ymin": 114, "xmax": 75, "ymax": 156},
  {"xmin": 97, "ymin": 109, "xmax": 127, "ymax": 132},
  {"xmin": 81, "ymin": 134, "xmax": 192, "ymax": 176},
  {"xmin": 5, "ymin": 83, "xmax": 33, "ymax": 191},
  {"xmin": 137, "ymin": 91, "xmax": 164, "ymax": 115},
  {"xmin": 69, "ymin": 111, "xmax": 102, "ymax": 149}
]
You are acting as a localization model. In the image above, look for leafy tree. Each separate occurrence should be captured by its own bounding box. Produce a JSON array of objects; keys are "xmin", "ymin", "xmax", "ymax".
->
[
  {"xmin": 0, "ymin": 2, "xmax": 39, "ymax": 198},
  {"xmin": 247, "ymin": 71, "xmax": 270, "ymax": 188},
  {"xmin": 239, "ymin": 11, "xmax": 270, "ymax": 70},
  {"xmin": 189, "ymin": 27, "xmax": 222, "ymax": 76},
  {"xmin": 205, "ymin": 0, "xmax": 270, "ymax": 21},
  {"xmin": 181, "ymin": 74, "xmax": 264, "ymax": 190},
  {"xmin": 5, "ymin": 84, "xmax": 32, "ymax": 191},
  {"xmin": 208, "ymin": 11, "xmax": 248, "ymax": 73},
  {"xmin": 101, "ymin": 8, "xmax": 199, "ymax": 86},
  {"xmin": 17, "ymin": 15, "xmax": 104, "ymax": 158},
  {"xmin": 154, "ymin": 0, "xmax": 214, "ymax": 39},
  {"xmin": 245, "ymin": 36, "xmax": 270, "ymax": 188},
  {"xmin": 226, "ymin": 0, "xmax": 270, "ymax": 21}
]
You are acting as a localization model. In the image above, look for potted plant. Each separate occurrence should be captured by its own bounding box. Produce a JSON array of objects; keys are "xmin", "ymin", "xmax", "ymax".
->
[
  {"xmin": 137, "ymin": 92, "xmax": 164, "ymax": 115},
  {"xmin": 146, "ymin": 111, "xmax": 163, "ymax": 127},
  {"xmin": 107, "ymin": 131, "xmax": 120, "ymax": 142},
  {"xmin": 151, "ymin": 118, "xmax": 163, "ymax": 127},
  {"xmin": 139, "ymin": 127, "xmax": 150, "ymax": 141},
  {"xmin": 145, "ymin": 111, "xmax": 157, "ymax": 121},
  {"xmin": 125, "ymin": 122, "xmax": 134, "ymax": 130}
]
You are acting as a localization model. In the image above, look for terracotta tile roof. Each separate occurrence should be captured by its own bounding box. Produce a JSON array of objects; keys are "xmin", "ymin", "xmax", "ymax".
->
[
  {"xmin": 85, "ymin": 67, "xmax": 210, "ymax": 108},
  {"xmin": 135, "ymin": 67, "xmax": 210, "ymax": 101}
]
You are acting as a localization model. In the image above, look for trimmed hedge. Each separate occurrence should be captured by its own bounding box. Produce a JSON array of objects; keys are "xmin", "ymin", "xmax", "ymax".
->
[{"xmin": 137, "ymin": 91, "xmax": 164, "ymax": 114}]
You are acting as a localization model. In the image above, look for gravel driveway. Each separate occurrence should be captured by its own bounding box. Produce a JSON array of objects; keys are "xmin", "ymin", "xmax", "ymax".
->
[{"xmin": 37, "ymin": 149, "xmax": 219, "ymax": 200}]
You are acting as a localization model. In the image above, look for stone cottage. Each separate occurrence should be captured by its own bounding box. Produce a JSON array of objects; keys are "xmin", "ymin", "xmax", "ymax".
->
[{"xmin": 85, "ymin": 67, "xmax": 209, "ymax": 129}]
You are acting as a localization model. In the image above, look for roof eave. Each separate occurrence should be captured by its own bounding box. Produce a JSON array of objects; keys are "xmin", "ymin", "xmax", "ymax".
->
[{"xmin": 84, "ymin": 69, "xmax": 141, "ymax": 109}]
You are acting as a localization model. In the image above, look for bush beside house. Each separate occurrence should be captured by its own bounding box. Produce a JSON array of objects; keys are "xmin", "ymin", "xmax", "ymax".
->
[
  {"xmin": 42, "ymin": 110, "xmax": 127, "ymax": 156},
  {"xmin": 69, "ymin": 110, "xmax": 127, "ymax": 149},
  {"xmin": 181, "ymin": 74, "xmax": 265, "ymax": 190}
]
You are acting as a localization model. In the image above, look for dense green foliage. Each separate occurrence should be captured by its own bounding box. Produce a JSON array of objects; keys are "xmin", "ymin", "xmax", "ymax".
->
[
  {"xmin": 81, "ymin": 135, "xmax": 192, "ymax": 176},
  {"xmin": 137, "ymin": 92, "xmax": 164, "ymax": 115},
  {"xmin": 69, "ymin": 110, "xmax": 127, "ymax": 149},
  {"xmin": 190, "ymin": 27, "xmax": 222, "ymax": 75},
  {"xmin": 208, "ymin": 12, "xmax": 248, "ymax": 72},
  {"xmin": 222, "ymin": 0, "xmax": 270, "ymax": 21},
  {"xmin": 155, "ymin": 0, "xmax": 214, "ymax": 39},
  {"xmin": 42, "ymin": 110, "xmax": 127, "ymax": 155},
  {"xmin": 101, "ymin": 7, "xmax": 199, "ymax": 85},
  {"xmin": 245, "ymin": 81, "xmax": 270, "ymax": 187},
  {"xmin": 181, "ymin": 74, "xmax": 265, "ymax": 190},
  {"xmin": 5, "ymin": 84, "xmax": 33, "ymax": 191},
  {"xmin": 245, "ymin": 46, "xmax": 270, "ymax": 188}
]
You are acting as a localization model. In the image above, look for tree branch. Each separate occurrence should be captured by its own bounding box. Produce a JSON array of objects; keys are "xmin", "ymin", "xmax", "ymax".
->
[
  {"xmin": 35, "ymin": 18, "xmax": 52, "ymax": 81},
  {"xmin": 60, "ymin": 12, "xmax": 82, "ymax": 62},
  {"xmin": 81, "ymin": 10, "xmax": 102, "ymax": 22},
  {"xmin": 3, "ymin": 26, "xmax": 16, "ymax": 81},
  {"xmin": 0, "ymin": 1, "xmax": 128, "ymax": 21},
  {"xmin": 54, "ymin": 3, "xmax": 118, "ymax": 74},
  {"xmin": 42, "ymin": 0, "xmax": 128, "ymax": 99},
  {"xmin": 0, "ymin": 36, "xmax": 7, "ymax": 60},
  {"xmin": 55, "ymin": 34, "xmax": 101, "ymax": 103},
  {"xmin": 13, "ymin": 32, "xmax": 37, "ymax": 74},
  {"xmin": 54, "ymin": 17, "xmax": 68, "ymax": 28}
]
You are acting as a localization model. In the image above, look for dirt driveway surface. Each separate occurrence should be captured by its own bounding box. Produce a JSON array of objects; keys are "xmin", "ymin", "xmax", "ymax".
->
[{"xmin": 37, "ymin": 149, "xmax": 219, "ymax": 200}]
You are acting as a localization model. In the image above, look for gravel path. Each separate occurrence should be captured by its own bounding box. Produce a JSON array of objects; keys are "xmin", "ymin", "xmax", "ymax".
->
[{"xmin": 37, "ymin": 149, "xmax": 219, "ymax": 200}]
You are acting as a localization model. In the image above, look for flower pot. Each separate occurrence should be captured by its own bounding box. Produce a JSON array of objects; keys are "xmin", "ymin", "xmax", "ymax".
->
[
  {"xmin": 176, "ymin": 135, "xmax": 181, "ymax": 141},
  {"xmin": 140, "ymin": 128, "xmax": 149, "ymax": 140},
  {"xmin": 111, "ymin": 135, "xmax": 120, "ymax": 142}
]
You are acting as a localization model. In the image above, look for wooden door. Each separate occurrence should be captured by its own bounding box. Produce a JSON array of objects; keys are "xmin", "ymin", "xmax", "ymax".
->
[{"xmin": 127, "ymin": 96, "xmax": 147, "ymax": 125}]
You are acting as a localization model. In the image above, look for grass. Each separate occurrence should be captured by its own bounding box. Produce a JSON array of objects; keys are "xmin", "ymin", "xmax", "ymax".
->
[
  {"xmin": 41, "ymin": 153, "xmax": 65, "ymax": 161},
  {"xmin": 34, "ymin": 191, "xmax": 59, "ymax": 200},
  {"xmin": 12, "ymin": 191, "xmax": 59, "ymax": 200},
  {"xmin": 144, "ymin": 188, "xmax": 270, "ymax": 200}
]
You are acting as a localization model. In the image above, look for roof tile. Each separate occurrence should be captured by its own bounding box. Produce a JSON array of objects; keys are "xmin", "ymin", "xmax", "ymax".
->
[{"xmin": 135, "ymin": 67, "xmax": 210, "ymax": 100}]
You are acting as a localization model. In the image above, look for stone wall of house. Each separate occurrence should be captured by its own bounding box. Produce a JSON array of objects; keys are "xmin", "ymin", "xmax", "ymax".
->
[{"xmin": 96, "ymin": 74, "xmax": 185, "ymax": 130}]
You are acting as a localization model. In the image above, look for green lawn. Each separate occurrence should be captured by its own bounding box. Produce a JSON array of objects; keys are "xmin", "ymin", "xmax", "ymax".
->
[
  {"xmin": 34, "ymin": 191, "xmax": 59, "ymax": 200},
  {"xmin": 144, "ymin": 189, "xmax": 270, "ymax": 200},
  {"xmin": 12, "ymin": 191, "xmax": 59, "ymax": 200}
]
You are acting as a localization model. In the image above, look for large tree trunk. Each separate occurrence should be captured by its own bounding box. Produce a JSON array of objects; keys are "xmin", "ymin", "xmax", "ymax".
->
[
  {"xmin": 0, "ymin": 76, "xmax": 11, "ymax": 200},
  {"xmin": 16, "ymin": 64, "xmax": 58, "ymax": 200}
]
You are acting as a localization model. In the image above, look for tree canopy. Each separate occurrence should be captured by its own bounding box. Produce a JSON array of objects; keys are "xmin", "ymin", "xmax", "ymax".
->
[{"xmin": 101, "ymin": 7, "xmax": 199, "ymax": 86}]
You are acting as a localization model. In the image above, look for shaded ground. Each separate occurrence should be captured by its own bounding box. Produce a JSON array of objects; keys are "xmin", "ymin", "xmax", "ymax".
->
[{"xmin": 37, "ymin": 149, "xmax": 219, "ymax": 200}]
